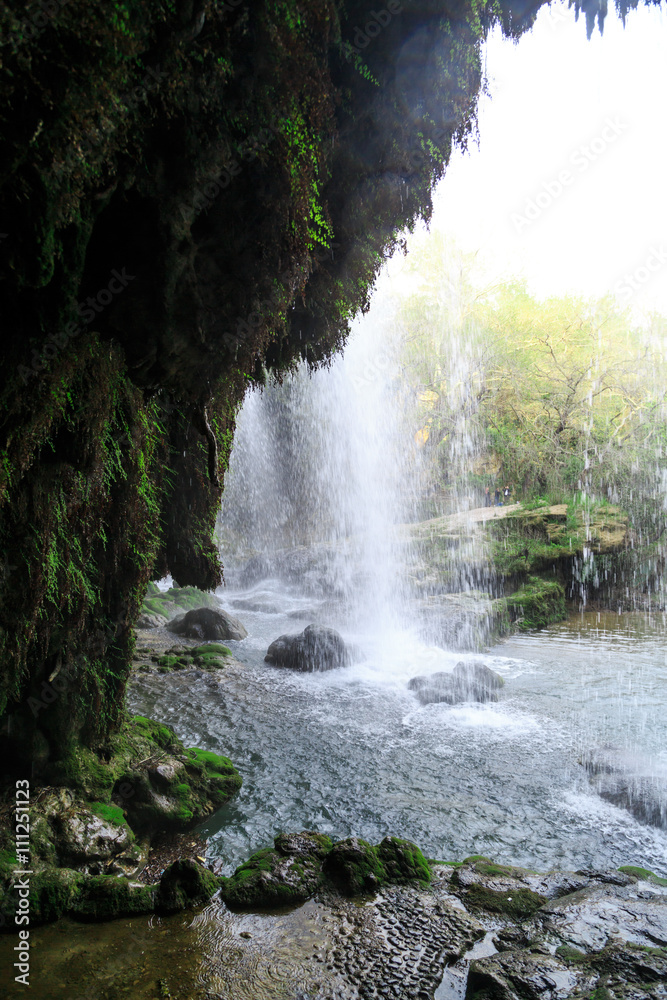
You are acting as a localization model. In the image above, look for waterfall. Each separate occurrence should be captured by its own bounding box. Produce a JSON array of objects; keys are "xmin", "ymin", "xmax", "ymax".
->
[{"xmin": 219, "ymin": 282, "xmax": 418, "ymax": 634}]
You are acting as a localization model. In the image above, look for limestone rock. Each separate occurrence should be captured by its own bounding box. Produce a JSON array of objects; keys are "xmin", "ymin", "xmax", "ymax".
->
[
  {"xmin": 35, "ymin": 789, "xmax": 135, "ymax": 872},
  {"xmin": 166, "ymin": 606, "xmax": 248, "ymax": 641},
  {"xmin": 264, "ymin": 623, "xmax": 350, "ymax": 671}
]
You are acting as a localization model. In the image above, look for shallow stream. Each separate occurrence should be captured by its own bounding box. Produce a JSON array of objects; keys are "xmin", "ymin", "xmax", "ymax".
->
[{"xmin": 131, "ymin": 592, "xmax": 667, "ymax": 877}]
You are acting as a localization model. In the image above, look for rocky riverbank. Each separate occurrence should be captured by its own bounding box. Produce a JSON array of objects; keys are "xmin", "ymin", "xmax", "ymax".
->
[{"xmin": 4, "ymin": 831, "xmax": 665, "ymax": 1000}]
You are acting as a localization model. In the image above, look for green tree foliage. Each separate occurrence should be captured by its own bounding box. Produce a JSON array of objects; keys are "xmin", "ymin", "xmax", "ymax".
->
[{"xmin": 395, "ymin": 236, "xmax": 667, "ymax": 533}]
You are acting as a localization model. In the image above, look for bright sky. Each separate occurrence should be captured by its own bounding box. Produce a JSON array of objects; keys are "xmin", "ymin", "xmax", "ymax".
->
[{"xmin": 398, "ymin": 0, "xmax": 667, "ymax": 315}]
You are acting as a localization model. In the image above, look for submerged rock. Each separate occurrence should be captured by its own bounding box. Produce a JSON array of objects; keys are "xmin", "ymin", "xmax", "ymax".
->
[
  {"xmin": 166, "ymin": 606, "xmax": 248, "ymax": 641},
  {"xmin": 264, "ymin": 623, "xmax": 350, "ymax": 671},
  {"xmin": 582, "ymin": 745, "xmax": 667, "ymax": 830},
  {"xmin": 408, "ymin": 660, "xmax": 504, "ymax": 705}
]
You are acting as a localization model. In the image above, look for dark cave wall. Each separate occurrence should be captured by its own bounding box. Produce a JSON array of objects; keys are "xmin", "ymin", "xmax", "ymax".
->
[{"xmin": 0, "ymin": 0, "xmax": 651, "ymax": 778}]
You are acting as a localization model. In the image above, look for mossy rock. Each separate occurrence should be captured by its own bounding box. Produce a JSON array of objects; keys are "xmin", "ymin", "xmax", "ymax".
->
[
  {"xmin": 220, "ymin": 831, "xmax": 331, "ymax": 910},
  {"xmin": 128, "ymin": 715, "xmax": 179, "ymax": 751},
  {"xmin": 113, "ymin": 739, "xmax": 242, "ymax": 834},
  {"xmin": 1, "ymin": 868, "xmax": 85, "ymax": 929},
  {"xmin": 556, "ymin": 944, "xmax": 587, "ymax": 962},
  {"xmin": 464, "ymin": 883, "xmax": 547, "ymax": 920},
  {"xmin": 153, "ymin": 654, "xmax": 194, "ymax": 669},
  {"xmin": 141, "ymin": 584, "xmax": 220, "ymax": 622},
  {"xmin": 618, "ymin": 865, "xmax": 667, "ymax": 887},
  {"xmin": 496, "ymin": 576, "xmax": 567, "ymax": 632},
  {"xmin": 324, "ymin": 837, "xmax": 386, "ymax": 896},
  {"xmin": 156, "ymin": 859, "xmax": 219, "ymax": 915},
  {"xmin": 149, "ymin": 644, "xmax": 231, "ymax": 671},
  {"xmin": 44, "ymin": 743, "xmax": 117, "ymax": 802},
  {"xmin": 377, "ymin": 837, "xmax": 431, "ymax": 885},
  {"xmin": 71, "ymin": 875, "xmax": 156, "ymax": 922}
]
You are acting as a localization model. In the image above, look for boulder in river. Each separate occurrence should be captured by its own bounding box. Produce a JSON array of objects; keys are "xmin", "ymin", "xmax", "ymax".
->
[
  {"xmin": 166, "ymin": 606, "xmax": 248, "ymax": 641},
  {"xmin": 264, "ymin": 623, "xmax": 350, "ymax": 671},
  {"xmin": 408, "ymin": 660, "xmax": 504, "ymax": 706}
]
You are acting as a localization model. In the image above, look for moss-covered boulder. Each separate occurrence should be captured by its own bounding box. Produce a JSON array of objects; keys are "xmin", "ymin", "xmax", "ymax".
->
[
  {"xmin": 141, "ymin": 584, "xmax": 221, "ymax": 624},
  {"xmin": 377, "ymin": 836, "xmax": 433, "ymax": 885},
  {"xmin": 464, "ymin": 882, "xmax": 547, "ymax": 920},
  {"xmin": 70, "ymin": 875, "xmax": 156, "ymax": 922},
  {"xmin": 0, "ymin": 867, "xmax": 85, "ymax": 928},
  {"xmin": 498, "ymin": 576, "xmax": 567, "ymax": 632},
  {"xmin": 114, "ymin": 723, "xmax": 242, "ymax": 833},
  {"xmin": 220, "ymin": 831, "xmax": 332, "ymax": 910},
  {"xmin": 324, "ymin": 835, "xmax": 431, "ymax": 896},
  {"xmin": 156, "ymin": 859, "xmax": 220, "ymax": 915}
]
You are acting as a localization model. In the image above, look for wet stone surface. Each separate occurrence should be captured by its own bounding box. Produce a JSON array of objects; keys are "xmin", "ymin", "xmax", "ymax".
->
[{"xmin": 315, "ymin": 884, "xmax": 485, "ymax": 999}]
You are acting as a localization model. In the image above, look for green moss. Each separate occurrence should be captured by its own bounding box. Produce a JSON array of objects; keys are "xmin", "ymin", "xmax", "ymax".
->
[
  {"xmin": 496, "ymin": 576, "xmax": 567, "ymax": 632},
  {"xmin": 0, "ymin": 848, "xmax": 17, "ymax": 881},
  {"xmin": 618, "ymin": 865, "xmax": 667, "ymax": 886},
  {"xmin": 1, "ymin": 868, "xmax": 84, "ymax": 928},
  {"xmin": 71, "ymin": 875, "xmax": 155, "ymax": 922},
  {"xmin": 324, "ymin": 837, "xmax": 386, "ymax": 896},
  {"xmin": 88, "ymin": 801, "xmax": 133, "ymax": 836},
  {"xmin": 154, "ymin": 654, "xmax": 193, "ymax": 669},
  {"xmin": 190, "ymin": 643, "xmax": 231, "ymax": 657},
  {"xmin": 129, "ymin": 715, "xmax": 177, "ymax": 750},
  {"xmin": 464, "ymin": 883, "xmax": 547, "ymax": 919},
  {"xmin": 463, "ymin": 855, "xmax": 494, "ymax": 864},
  {"xmin": 377, "ymin": 837, "xmax": 431, "ymax": 885},
  {"xmin": 47, "ymin": 744, "xmax": 116, "ymax": 802},
  {"xmin": 556, "ymin": 945, "xmax": 587, "ymax": 962}
]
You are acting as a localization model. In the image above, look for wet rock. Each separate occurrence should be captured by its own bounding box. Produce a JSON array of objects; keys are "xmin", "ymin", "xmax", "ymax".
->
[
  {"xmin": 536, "ymin": 880, "xmax": 667, "ymax": 952},
  {"xmin": 33, "ymin": 789, "xmax": 136, "ymax": 872},
  {"xmin": 324, "ymin": 836, "xmax": 431, "ymax": 896},
  {"xmin": 115, "ymin": 719, "xmax": 242, "ymax": 833},
  {"xmin": 408, "ymin": 660, "xmax": 504, "ymax": 705},
  {"xmin": 451, "ymin": 859, "xmax": 548, "ymax": 919},
  {"xmin": 265, "ymin": 623, "xmax": 350, "ymax": 671},
  {"xmin": 220, "ymin": 830, "xmax": 332, "ymax": 909},
  {"xmin": 166, "ymin": 606, "xmax": 248, "ymax": 641},
  {"xmin": 150, "ymin": 642, "xmax": 232, "ymax": 671},
  {"xmin": 468, "ymin": 948, "xmax": 594, "ymax": 1000},
  {"xmin": 70, "ymin": 876, "xmax": 156, "ymax": 922},
  {"xmin": 156, "ymin": 858, "xmax": 219, "ymax": 915},
  {"xmin": 582, "ymin": 745, "xmax": 667, "ymax": 829}
]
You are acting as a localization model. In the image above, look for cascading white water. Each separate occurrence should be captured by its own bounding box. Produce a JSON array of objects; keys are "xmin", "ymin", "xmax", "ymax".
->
[{"xmin": 220, "ymin": 277, "xmax": 419, "ymax": 634}]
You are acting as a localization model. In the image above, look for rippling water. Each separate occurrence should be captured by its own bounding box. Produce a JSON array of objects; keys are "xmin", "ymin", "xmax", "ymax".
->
[{"xmin": 129, "ymin": 592, "xmax": 667, "ymax": 878}]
